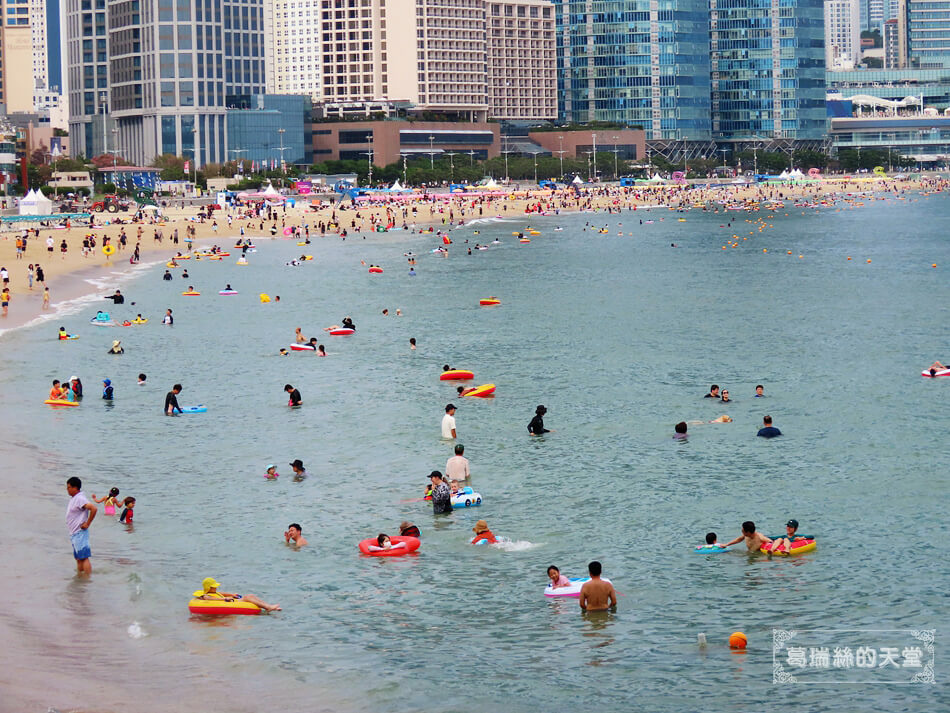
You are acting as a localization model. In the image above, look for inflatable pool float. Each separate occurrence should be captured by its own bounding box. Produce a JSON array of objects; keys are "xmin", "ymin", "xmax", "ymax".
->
[
  {"xmin": 182, "ymin": 291, "xmax": 201, "ymax": 296},
  {"xmin": 297, "ymin": 242, "xmax": 308, "ymax": 246},
  {"xmin": 358, "ymin": 535, "xmax": 420, "ymax": 557},
  {"xmin": 761, "ymin": 538, "xmax": 817, "ymax": 556},
  {"xmin": 44, "ymin": 399, "xmax": 78, "ymax": 407},
  {"xmin": 180, "ymin": 405, "xmax": 207, "ymax": 413},
  {"xmin": 439, "ymin": 369, "xmax": 474, "ymax": 381},
  {"xmin": 479, "ymin": 297, "xmax": 501, "ymax": 306},
  {"xmin": 90, "ymin": 317, "xmax": 116, "ymax": 327},
  {"xmin": 462, "ymin": 383, "xmax": 495, "ymax": 398},
  {"xmin": 259, "ymin": 293, "xmax": 271, "ymax": 303},
  {"xmin": 208, "ymin": 255, "xmax": 222, "ymax": 260},
  {"xmin": 290, "ymin": 344, "xmax": 315, "ymax": 351},
  {"xmin": 544, "ymin": 576, "xmax": 612, "ymax": 598},
  {"xmin": 922, "ymin": 368, "xmax": 950, "ymax": 377},
  {"xmin": 166, "ymin": 261, "xmax": 179, "ymax": 268},
  {"xmin": 302, "ymin": 255, "xmax": 314, "ymax": 261},
  {"xmin": 59, "ymin": 335, "xmax": 80, "ymax": 340},
  {"xmin": 694, "ymin": 544, "xmax": 729, "ymax": 554},
  {"xmin": 102, "ymin": 244, "xmax": 116, "ymax": 256},
  {"xmin": 329, "ymin": 328, "xmax": 354, "ymax": 336},
  {"xmin": 131, "ymin": 318, "xmax": 148, "ymax": 324},
  {"xmin": 188, "ymin": 596, "xmax": 261, "ymax": 616},
  {"xmin": 219, "ymin": 290, "xmax": 238, "ymax": 296},
  {"xmin": 283, "ymin": 227, "xmax": 293, "ymax": 236},
  {"xmin": 450, "ymin": 487, "xmax": 482, "ymax": 508},
  {"xmin": 368, "ymin": 266, "xmax": 383, "ymax": 273},
  {"xmin": 120, "ymin": 320, "xmax": 132, "ymax": 327},
  {"xmin": 519, "ymin": 238, "xmax": 531, "ymax": 243}
]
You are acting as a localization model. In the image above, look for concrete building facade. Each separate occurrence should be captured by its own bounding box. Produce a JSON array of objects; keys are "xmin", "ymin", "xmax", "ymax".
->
[
  {"xmin": 486, "ymin": 0, "xmax": 556, "ymax": 120},
  {"xmin": 312, "ymin": 120, "xmax": 499, "ymax": 165},
  {"xmin": 826, "ymin": 0, "xmax": 862, "ymax": 69},
  {"xmin": 1, "ymin": 0, "xmax": 37, "ymax": 113}
]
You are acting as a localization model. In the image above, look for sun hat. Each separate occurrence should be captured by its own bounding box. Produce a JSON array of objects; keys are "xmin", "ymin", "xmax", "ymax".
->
[
  {"xmin": 202, "ymin": 577, "xmax": 220, "ymax": 592},
  {"xmin": 473, "ymin": 520, "xmax": 489, "ymax": 533},
  {"xmin": 289, "ymin": 459, "xmax": 304, "ymax": 469}
]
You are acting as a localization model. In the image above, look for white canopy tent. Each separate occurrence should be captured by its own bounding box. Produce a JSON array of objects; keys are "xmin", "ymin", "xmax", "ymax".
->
[{"xmin": 19, "ymin": 189, "xmax": 54, "ymax": 215}]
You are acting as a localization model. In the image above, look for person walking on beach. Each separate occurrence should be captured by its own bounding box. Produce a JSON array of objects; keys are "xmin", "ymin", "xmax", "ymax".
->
[
  {"xmin": 1, "ymin": 286, "xmax": 9, "ymax": 317},
  {"xmin": 66, "ymin": 476, "xmax": 97, "ymax": 575},
  {"xmin": 35, "ymin": 264, "xmax": 44, "ymax": 286}
]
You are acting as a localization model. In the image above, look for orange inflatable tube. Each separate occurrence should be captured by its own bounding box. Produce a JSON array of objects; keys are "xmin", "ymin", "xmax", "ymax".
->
[
  {"xmin": 479, "ymin": 297, "xmax": 501, "ymax": 306},
  {"xmin": 440, "ymin": 369, "xmax": 474, "ymax": 381},
  {"xmin": 462, "ymin": 383, "xmax": 495, "ymax": 397}
]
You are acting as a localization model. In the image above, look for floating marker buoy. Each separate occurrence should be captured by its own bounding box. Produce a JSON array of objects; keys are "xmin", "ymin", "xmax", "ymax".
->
[{"xmin": 729, "ymin": 632, "xmax": 747, "ymax": 649}]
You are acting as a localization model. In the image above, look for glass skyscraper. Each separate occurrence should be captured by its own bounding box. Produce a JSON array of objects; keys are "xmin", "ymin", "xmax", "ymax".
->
[
  {"xmin": 905, "ymin": 0, "xmax": 950, "ymax": 69},
  {"xmin": 710, "ymin": 0, "xmax": 826, "ymax": 140},
  {"xmin": 555, "ymin": 0, "xmax": 712, "ymax": 140},
  {"xmin": 68, "ymin": 0, "xmax": 266, "ymax": 165}
]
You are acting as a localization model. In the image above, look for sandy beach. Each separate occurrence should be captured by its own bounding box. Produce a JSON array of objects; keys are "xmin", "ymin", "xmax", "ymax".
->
[{"xmin": 0, "ymin": 176, "xmax": 942, "ymax": 334}]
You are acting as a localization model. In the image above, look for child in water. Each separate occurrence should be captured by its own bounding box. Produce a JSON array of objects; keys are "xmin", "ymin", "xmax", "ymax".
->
[
  {"xmin": 547, "ymin": 565, "xmax": 572, "ymax": 589},
  {"xmin": 119, "ymin": 497, "xmax": 135, "ymax": 523},
  {"xmin": 423, "ymin": 483, "xmax": 433, "ymax": 499},
  {"xmin": 368, "ymin": 534, "xmax": 407, "ymax": 552},
  {"xmin": 695, "ymin": 532, "xmax": 722, "ymax": 550},
  {"xmin": 264, "ymin": 465, "xmax": 279, "ymax": 480},
  {"xmin": 92, "ymin": 488, "xmax": 121, "ymax": 516}
]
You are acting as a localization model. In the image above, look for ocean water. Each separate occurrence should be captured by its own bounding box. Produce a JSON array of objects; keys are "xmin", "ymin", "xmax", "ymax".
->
[{"xmin": 1, "ymin": 194, "xmax": 948, "ymax": 712}]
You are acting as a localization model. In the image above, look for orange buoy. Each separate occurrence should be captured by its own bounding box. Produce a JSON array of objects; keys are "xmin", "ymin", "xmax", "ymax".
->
[{"xmin": 729, "ymin": 632, "xmax": 747, "ymax": 649}]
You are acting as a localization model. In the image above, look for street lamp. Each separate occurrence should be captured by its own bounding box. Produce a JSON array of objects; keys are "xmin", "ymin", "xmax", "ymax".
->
[
  {"xmin": 467, "ymin": 149, "xmax": 476, "ymax": 166},
  {"xmin": 502, "ymin": 137, "xmax": 511, "ymax": 183},
  {"xmin": 584, "ymin": 151, "xmax": 593, "ymax": 182},
  {"xmin": 720, "ymin": 147, "xmax": 728, "ymax": 170},
  {"xmin": 752, "ymin": 136, "xmax": 760, "ymax": 177},
  {"xmin": 612, "ymin": 135, "xmax": 620, "ymax": 180},
  {"xmin": 191, "ymin": 126, "xmax": 198, "ymax": 194},
  {"xmin": 428, "ymin": 134, "xmax": 435, "ymax": 169},
  {"xmin": 591, "ymin": 132, "xmax": 598, "ymax": 181},
  {"xmin": 530, "ymin": 150, "xmax": 540, "ymax": 183},
  {"xmin": 445, "ymin": 152, "xmax": 457, "ymax": 181},
  {"xmin": 99, "ymin": 91, "xmax": 108, "ymax": 158},
  {"xmin": 362, "ymin": 134, "xmax": 374, "ymax": 187},
  {"xmin": 557, "ymin": 135, "xmax": 565, "ymax": 179},
  {"xmin": 682, "ymin": 136, "xmax": 688, "ymax": 177},
  {"xmin": 111, "ymin": 127, "xmax": 119, "ymax": 169}
]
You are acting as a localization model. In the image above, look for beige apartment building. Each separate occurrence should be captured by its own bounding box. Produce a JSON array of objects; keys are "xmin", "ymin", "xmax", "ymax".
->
[
  {"xmin": 486, "ymin": 0, "xmax": 556, "ymax": 120},
  {"xmin": 0, "ymin": 0, "xmax": 34, "ymax": 113},
  {"xmin": 264, "ymin": 0, "xmax": 555, "ymax": 121}
]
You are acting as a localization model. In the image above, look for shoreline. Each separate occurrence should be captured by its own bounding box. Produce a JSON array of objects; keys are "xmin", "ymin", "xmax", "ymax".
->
[{"xmin": 0, "ymin": 176, "xmax": 942, "ymax": 337}]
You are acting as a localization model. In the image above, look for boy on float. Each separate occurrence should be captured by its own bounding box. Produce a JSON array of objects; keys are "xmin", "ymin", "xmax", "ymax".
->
[{"xmin": 194, "ymin": 577, "xmax": 281, "ymax": 611}]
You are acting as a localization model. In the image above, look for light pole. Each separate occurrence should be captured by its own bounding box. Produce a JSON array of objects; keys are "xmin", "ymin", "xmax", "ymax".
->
[
  {"xmin": 720, "ymin": 147, "xmax": 728, "ymax": 170},
  {"xmin": 277, "ymin": 127, "xmax": 286, "ymax": 172},
  {"xmin": 191, "ymin": 126, "xmax": 198, "ymax": 194},
  {"xmin": 445, "ymin": 152, "xmax": 457, "ymax": 181},
  {"xmin": 111, "ymin": 127, "xmax": 119, "ymax": 169},
  {"xmin": 591, "ymin": 132, "xmax": 598, "ymax": 181},
  {"xmin": 99, "ymin": 91, "xmax": 107, "ymax": 158},
  {"xmin": 362, "ymin": 134, "xmax": 373, "ymax": 187},
  {"xmin": 584, "ymin": 151, "xmax": 593, "ymax": 182},
  {"xmin": 530, "ymin": 150, "xmax": 540, "ymax": 183},
  {"xmin": 612, "ymin": 135, "xmax": 620, "ymax": 180},
  {"xmin": 229, "ymin": 148, "xmax": 247, "ymax": 175},
  {"xmin": 647, "ymin": 147, "xmax": 652, "ymax": 176},
  {"xmin": 467, "ymin": 149, "xmax": 476, "ymax": 166},
  {"xmin": 682, "ymin": 136, "xmax": 688, "ymax": 177},
  {"xmin": 752, "ymin": 137, "xmax": 759, "ymax": 177},
  {"xmin": 502, "ymin": 137, "xmax": 511, "ymax": 183},
  {"xmin": 428, "ymin": 134, "xmax": 435, "ymax": 169},
  {"xmin": 557, "ymin": 135, "xmax": 564, "ymax": 178}
]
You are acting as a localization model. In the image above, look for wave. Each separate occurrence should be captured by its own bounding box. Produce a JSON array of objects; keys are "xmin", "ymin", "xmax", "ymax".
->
[{"xmin": 491, "ymin": 537, "xmax": 539, "ymax": 552}]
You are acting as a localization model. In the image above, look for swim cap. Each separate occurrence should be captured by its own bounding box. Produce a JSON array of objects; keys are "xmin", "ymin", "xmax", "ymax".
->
[{"xmin": 103, "ymin": 378, "xmax": 111, "ymax": 386}]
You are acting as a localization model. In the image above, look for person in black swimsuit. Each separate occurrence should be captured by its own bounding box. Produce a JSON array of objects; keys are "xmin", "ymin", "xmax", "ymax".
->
[{"xmin": 528, "ymin": 405, "xmax": 550, "ymax": 435}]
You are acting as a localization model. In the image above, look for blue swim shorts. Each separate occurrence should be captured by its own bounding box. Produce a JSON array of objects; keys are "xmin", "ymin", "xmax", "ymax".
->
[{"xmin": 70, "ymin": 529, "xmax": 91, "ymax": 560}]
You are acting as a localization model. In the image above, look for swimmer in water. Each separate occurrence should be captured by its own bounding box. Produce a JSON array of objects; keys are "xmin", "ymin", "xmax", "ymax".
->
[
  {"xmin": 409, "ymin": 337, "xmax": 416, "ymax": 350},
  {"xmin": 279, "ymin": 348, "xmax": 289, "ymax": 356},
  {"xmin": 547, "ymin": 565, "xmax": 572, "ymax": 589},
  {"xmin": 224, "ymin": 284, "xmax": 233, "ymax": 291},
  {"xmin": 929, "ymin": 361, "xmax": 947, "ymax": 376},
  {"xmin": 295, "ymin": 327, "xmax": 306, "ymax": 343},
  {"xmin": 317, "ymin": 344, "xmax": 326, "ymax": 357}
]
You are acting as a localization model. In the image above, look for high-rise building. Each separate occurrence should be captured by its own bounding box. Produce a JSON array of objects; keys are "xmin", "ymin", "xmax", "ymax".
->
[
  {"xmin": 486, "ymin": 0, "xmax": 556, "ymax": 120},
  {"xmin": 263, "ymin": 0, "xmax": 321, "ymax": 100},
  {"xmin": 884, "ymin": 17, "xmax": 903, "ymax": 67},
  {"xmin": 826, "ymin": 0, "xmax": 862, "ymax": 69},
  {"xmin": 68, "ymin": 0, "xmax": 267, "ymax": 165},
  {"xmin": 710, "ymin": 0, "xmax": 826, "ymax": 140},
  {"xmin": 902, "ymin": 0, "xmax": 950, "ymax": 68},
  {"xmin": 555, "ymin": 0, "xmax": 712, "ymax": 140},
  {"xmin": 0, "ymin": 0, "xmax": 40, "ymax": 113},
  {"xmin": 263, "ymin": 0, "xmax": 554, "ymax": 121},
  {"xmin": 869, "ymin": 0, "xmax": 884, "ymax": 28}
]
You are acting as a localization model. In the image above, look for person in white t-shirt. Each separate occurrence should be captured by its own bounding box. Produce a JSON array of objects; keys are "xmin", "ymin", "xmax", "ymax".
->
[
  {"xmin": 441, "ymin": 404, "xmax": 457, "ymax": 439},
  {"xmin": 65, "ymin": 476, "xmax": 97, "ymax": 575},
  {"xmin": 445, "ymin": 443, "xmax": 470, "ymax": 484}
]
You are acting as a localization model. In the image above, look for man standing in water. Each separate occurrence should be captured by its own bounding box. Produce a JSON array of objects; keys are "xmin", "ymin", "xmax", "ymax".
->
[
  {"xmin": 579, "ymin": 561, "xmax": 617, "ymax": 611},
  {"xmin": 66, "ymin": 477, "xmax": 97, "ymax": 575},
  {"xmin": 441, "ymin": 404, "xmax": 457, "ymax": 439},
  {"xmin": 165, "ymin": 383, "xmax": 183, "ymax": 414},
  {"xmin": 428, "ymin": 471, "xmax": 453, "ymax": 515}
]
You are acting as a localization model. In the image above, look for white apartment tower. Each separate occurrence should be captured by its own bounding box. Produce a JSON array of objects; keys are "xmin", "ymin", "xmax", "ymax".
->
[
  {"xmin": 825, "ymin": 0, "xmax": 861, "ymax": 69},
  {"xmin": 263, "ymin": 0, "xmax": 556, "ymax": 120},
  {"xmin": 486, "ymin": 0, "xmax": 556, "ymax": 120}
]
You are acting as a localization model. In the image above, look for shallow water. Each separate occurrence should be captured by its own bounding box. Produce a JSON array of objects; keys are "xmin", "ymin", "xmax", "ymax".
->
[{"xmin": 1, "ymin": 195, "xmax": 948, "ymax": 711}]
